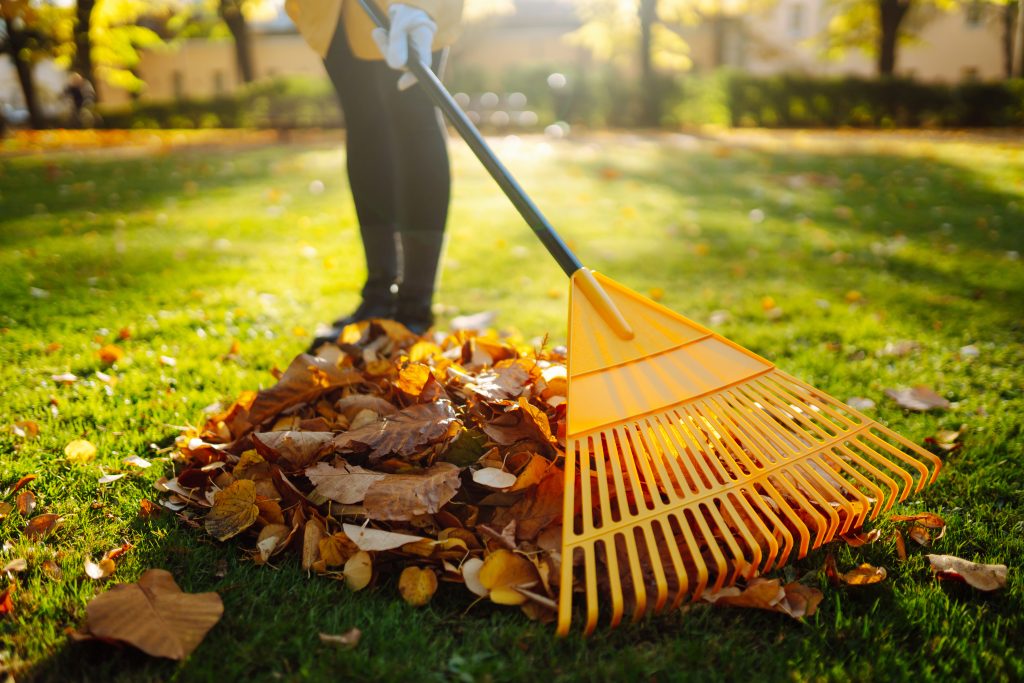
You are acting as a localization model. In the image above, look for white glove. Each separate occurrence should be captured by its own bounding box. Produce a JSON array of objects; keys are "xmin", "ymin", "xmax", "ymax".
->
[{"xmin": 371, "ymin": 4, "xmax": 437, "ymax": 91}]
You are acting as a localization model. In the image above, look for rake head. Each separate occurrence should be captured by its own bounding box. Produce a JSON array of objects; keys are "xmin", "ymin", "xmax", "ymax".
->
[{"xmin": 556, "ymin": 272, "xmax": 941, "ymax": 636}]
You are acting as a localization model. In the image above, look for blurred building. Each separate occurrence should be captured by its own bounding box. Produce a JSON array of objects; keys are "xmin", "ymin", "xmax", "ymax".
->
[{"xmin": 2, "ymin": 0, "xmax": 1012, "ymax": 111}]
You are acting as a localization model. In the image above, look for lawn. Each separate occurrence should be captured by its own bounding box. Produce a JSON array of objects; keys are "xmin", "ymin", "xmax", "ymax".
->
[{"xmin": 1, "ymin": 128, "xmax": 1022, "ymax": 682}]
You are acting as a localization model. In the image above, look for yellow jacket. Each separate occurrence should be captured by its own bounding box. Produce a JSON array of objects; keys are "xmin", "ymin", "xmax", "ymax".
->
[{"xmin": 285, "ymin": 0, "xmax": 463, "ymax": 60}]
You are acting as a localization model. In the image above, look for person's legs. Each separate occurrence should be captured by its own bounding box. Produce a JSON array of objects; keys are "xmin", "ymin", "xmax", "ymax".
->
[
  {"xmin": 321, "ymin": 24, "xmax": 402, "ymax": 327},
  {"xmin": 381, "ymin": 50, "xmax": 451, "ymax": 333}
]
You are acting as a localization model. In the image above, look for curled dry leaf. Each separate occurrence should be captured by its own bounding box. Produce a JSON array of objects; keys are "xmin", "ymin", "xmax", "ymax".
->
[
  {"xmin": 840, "ymin": 528, "xmax": 881, "ymax": 548},
  {"xmin": 893, "ymin": 530, "xmax": 907, "ymax": 561},
  {"xmin": 319, "ymin": 627, "xmax": 361, "ymax": 649},
  {"xmin": 85, "ymin": 558, "xmax": 116, "ymax": 580},
  {"xmin": 884, "ymin": 386, "xmax": 950, "ymax": 412},
  {"xmin": 926, "ymin": 554, "xmax": 1007, "ymax": 591},
  {"xmin": 16, "ymin": 491, "xmax": 36, "ymax": 516},
  {"xmin": 65, "ymin": 439, "xmax": 97, "ymax": 464},
  {"xmin": 703, "ymin": 578, "xmax": 822, "ymax": 619},
  {"xmin": 79, "ymin": 569, "xmax": 223, "ymax": 660},
  {"xmin": 247, "ymin": 354, "xmax": 362, "ymax": 427},
  {"xmin": 398, "ymin": 566, "xmax": 438, "ymax": 607},
  {"xmin": 204, "ymin": 480, "xmax": 259, "ymax": 541},
  {"xmin": 478, "ymin": 550, "xmax": 540, "ymax": 605},
  {"xmin": 890, "ymin": 512, "xmax": 946, "ymax": 529},
  {"xmin": 253, "ymin": 431, "xmax": 335, "ymax": 470},
  {"xmin": 2, "ymin": 558, "xmax": 28, "ymax": 575},
  {"xmin": 462, "ymin": 557, "xmax": 488, "ymax": 598}
]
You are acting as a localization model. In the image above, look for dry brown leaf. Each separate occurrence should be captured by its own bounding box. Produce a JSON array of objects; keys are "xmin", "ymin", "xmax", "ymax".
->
[
  {"xmin": 462, "ymin": 557, "xmax": 488, "ymax": 597},
  {"xmin": 909, "ymin": 524, "xmax": 934, "ymax": 547},
  {"xmin": 398, "ymin": 566, "xmax": 438, "ymax": 607},
  {"xmin": 703, "ymin": 578, "xmax": 822, "ymax": 619},
  {"xmin": 884, "ymin": 386, "xmax": 950, "ymax": 412},
  {"xmin": 302, "ymin": 520, "xmax": 324, "ymax": 570},
  {"xmin": 478, "ymin": 550, "xmax": 540, "ymax": 605},
  {"xmin": 890, "ymin": 512, "xmax": 946, "ymax": 529},
  {"xmin": 16, "ymin": 490, "xmax": 36, "ymax": 516},
  {"xmin": 2, "ymin": 558, "xmax": 27, "ymax": 575},
  {"xmin": 252, "ymin": 431, "xmax": 335, "ymax": 469},
  {"xmin": 893, "ymin": 530, "xmax": 907, "ymax": 561},
  {"xmin": 840, "ymin": 528, "xmax": 881, "ymax": 547},
  {"xmin": 306, "ymin": 461, "xmax": 386, "ymax": 505},
  {"xmin": 926, "ymin": 554, "xmax": 1007, "ymax": 591},
  {"xmin": 247, "ymin": 354, "xmax": 362, "ymax": 427},
  {"xmin": 497, "ymin": 466, "xmax": 562, "ymax": 541},
  {"xmin": 0, "ymin": 584, "xmax": 15, "ymax": 616},
  {"xmin": 80, "ymin": 568, "xmax": 223, "ymax": 660},
  {"xmin": 85, "ymin": 558, "xmax": 116, "ymax": 580},
  {"xmin": 841, "ymin": 563, "xmax": 887, "ymax": 585},
  {"xmin": 319, "ymin": 628, "xmax": 361, "ymax": 649},
  {"xmin": 333, "ymin": 400, "xmax": 461, "ymax": 463},
  {"xmin": 363, "ymin": 464, "xmax": 461, "ymax": 521},
  {"xmin": 204, "ymin": 480, "xmax": 258, "ymax": 541},
  {"xmin": 25, "ymin": 513, "xmax": 61, "ymax": 541},
  {"xmin": 344, "ymin": 551, "xmax": 373, "ymax": 591},
  {"xmin": 10, "ymin": 474, "xmax": 37, "ymax": 494},
  {"xmin": 256, "ymin": 524, "xmax": 289, "ymax": 563},
  {"xmin": 466, "ymin": 362, "xmax": 531, "ymax": 401}
]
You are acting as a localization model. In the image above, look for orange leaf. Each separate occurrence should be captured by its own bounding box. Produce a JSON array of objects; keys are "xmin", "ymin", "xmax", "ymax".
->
[
  {"xmin": 97, "ymin": 345, "xmax": 125, "ymax": 365},
  {"xmin": 204, "ymin": 480, "xmax": 258, "ymax": 541},
  {"xmin": 841, "ymin": 563, "xmax": 887, "ymax": 586},
  {"xmin": 25, "ymin": 513, "xmax": 61, "ymax": 541},
  {"xmin": 478, "ymin": 550, "xmax": 540, "ymax": 605}
]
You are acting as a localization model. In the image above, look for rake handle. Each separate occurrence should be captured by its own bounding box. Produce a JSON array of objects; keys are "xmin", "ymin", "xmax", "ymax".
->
[{"xmin": 356, "ymin": 0, "xmax": 583, "ymax": 276}]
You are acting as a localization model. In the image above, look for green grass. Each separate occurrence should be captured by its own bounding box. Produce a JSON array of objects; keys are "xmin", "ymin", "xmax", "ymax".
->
[{"xmin": 1, "ymin": 129, "xmax": 1022, "ymax": 682}]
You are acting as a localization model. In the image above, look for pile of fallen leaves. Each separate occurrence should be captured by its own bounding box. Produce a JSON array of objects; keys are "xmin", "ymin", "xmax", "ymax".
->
[{"xmin": 166, "ymin": 321, "xmax": 569, "ymax": 621}]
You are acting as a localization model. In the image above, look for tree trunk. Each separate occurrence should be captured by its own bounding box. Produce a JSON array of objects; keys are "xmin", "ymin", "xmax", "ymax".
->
[
  {"xmin": 1016, "ymin": 0, "xmax": 1024, "ymax": 77},
  {"xmin": 638, "ymin": 0, "xmax": 659, "ymax": 127},
  {"xmin": 220, "ymin": 0, "xmax": 255, "ymax": 84},
  {"xmin": 877, "ymin": 0, "xmax": 910, "ymax": 76},
  {"xmin": 8, "ymin": 23, "xmax": 45, "ymax": 129},
  {"xmin": 711, "ymin": 15, "xmax": 727, "ymax": 69},
  {"xmin": 74, "ymin": 0, "xmax": 97, "ymax": 98}
]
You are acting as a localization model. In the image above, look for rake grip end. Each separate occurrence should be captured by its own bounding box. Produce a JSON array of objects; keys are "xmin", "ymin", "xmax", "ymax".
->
[{"xmin": 573, "ymin": 268, "xmax": 635, "ymax": 340}]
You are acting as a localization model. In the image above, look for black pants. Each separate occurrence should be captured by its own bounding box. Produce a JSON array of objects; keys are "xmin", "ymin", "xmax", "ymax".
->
[{"xmin": 322, "ymin": 23, "xmax": 450, "ymax": 301}]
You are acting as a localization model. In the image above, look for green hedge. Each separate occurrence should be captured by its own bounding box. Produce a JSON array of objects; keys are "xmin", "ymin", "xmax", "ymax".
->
[
  {"xmin": 99, "ymin": 77, "xmax": 340, "ymax": 130},
  {"xmin": 99, "ymin": 72, "xmax": 1024, "ymax": 130},
  {"xmin": 672, "ymin": 73, "xmax": 1024, "ymax": 128}
]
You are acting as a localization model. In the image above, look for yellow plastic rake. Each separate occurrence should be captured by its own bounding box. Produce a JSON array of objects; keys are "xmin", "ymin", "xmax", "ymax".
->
[{"xmin": 358, "ymin": 0, "xmax": 942, "ymax": 636}]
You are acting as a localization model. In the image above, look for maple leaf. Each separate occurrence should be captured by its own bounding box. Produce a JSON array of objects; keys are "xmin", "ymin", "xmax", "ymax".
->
[
  {"xmin": 78, "ymin": 569, "xmax": 223, "ymax": 660},
  {"xmin": 333, "ymin": 400, "xmax": 461, "ymax": 464}
]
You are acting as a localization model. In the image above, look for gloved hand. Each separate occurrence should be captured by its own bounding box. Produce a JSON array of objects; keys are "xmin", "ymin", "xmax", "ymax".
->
[{"xmin": 371, "ymin": 4, "xmax": 437, "ymax": 91}]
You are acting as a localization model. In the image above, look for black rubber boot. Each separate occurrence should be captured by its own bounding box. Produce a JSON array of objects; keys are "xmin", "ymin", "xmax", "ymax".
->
[
  {"xmin": 395, "ymin": 231, "xmax": 445, "ymax": 335},
  {"xmin": 309, "ymin": 226, "xmax": 400, "ymax": 352}
]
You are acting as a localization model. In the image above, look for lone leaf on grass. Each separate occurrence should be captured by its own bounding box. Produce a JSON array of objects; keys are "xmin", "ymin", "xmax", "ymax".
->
[
  {"xmin": 926, "ymin": 555, "xmax": 1007, "ymax": 591},
  {"xmin": 398, "ymin": 566, "xmax": 438, "ymax": 607},
  {"xmin": 65, "ymin": 439, "xmax": 97, "ymax": 464},
  {"xmin": 97, "ymin": 345, "xmax": 125, "ymax": 365},
  {"xmin": 85, "ymin": 558, "xmax": 116, "ymax": 580},
  {"xmin": 890, "ymin": 512, "xmax": 946, "ymax": 529},
  {"xmin": 884, "ymin": 386, "xmax": 950, "ymax": 412},
  {"xmin": 79, "ymin": 568, "xmax": 223, "ymax": 660},
  {"xmin": 841, "ymin": 564, "xmax": 887, "ymax": 585},
  {"xmin": 319, "ymin": 628, "xmax": 361, "ymax": 649},
  {"xmin": 16, "ymin": 491, "xmax": 36, "ymax": 516},
  {"xmin": 204, "ymin": 480, "xmax": 258, "ymax": 541},
  {"xmin": 24, "ymin": 513, "xmax": 61, "ymax": 541}
]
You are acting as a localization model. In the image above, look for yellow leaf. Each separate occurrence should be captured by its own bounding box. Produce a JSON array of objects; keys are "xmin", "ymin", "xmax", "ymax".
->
[
  {"xmin": 398, "ymin": 566, "xmax": 438, "ymax": 607},
  {"xmin": 344, "ymin": 551, "xmax": 373, "ymax": 591},
  {"xmin": 841, "ymin": 563, "xmax": 887, "ymax": 586},
  {"xmin": 65, "ymin": 439, "xmax": 97, "ymax": 464},
  {"xmin": 478, "ymin": 549, "xmax": 540, "ymax": 606},
  {"xmin": 204, "ymin": 480, "xmax": 258, "ymax": 541}
]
